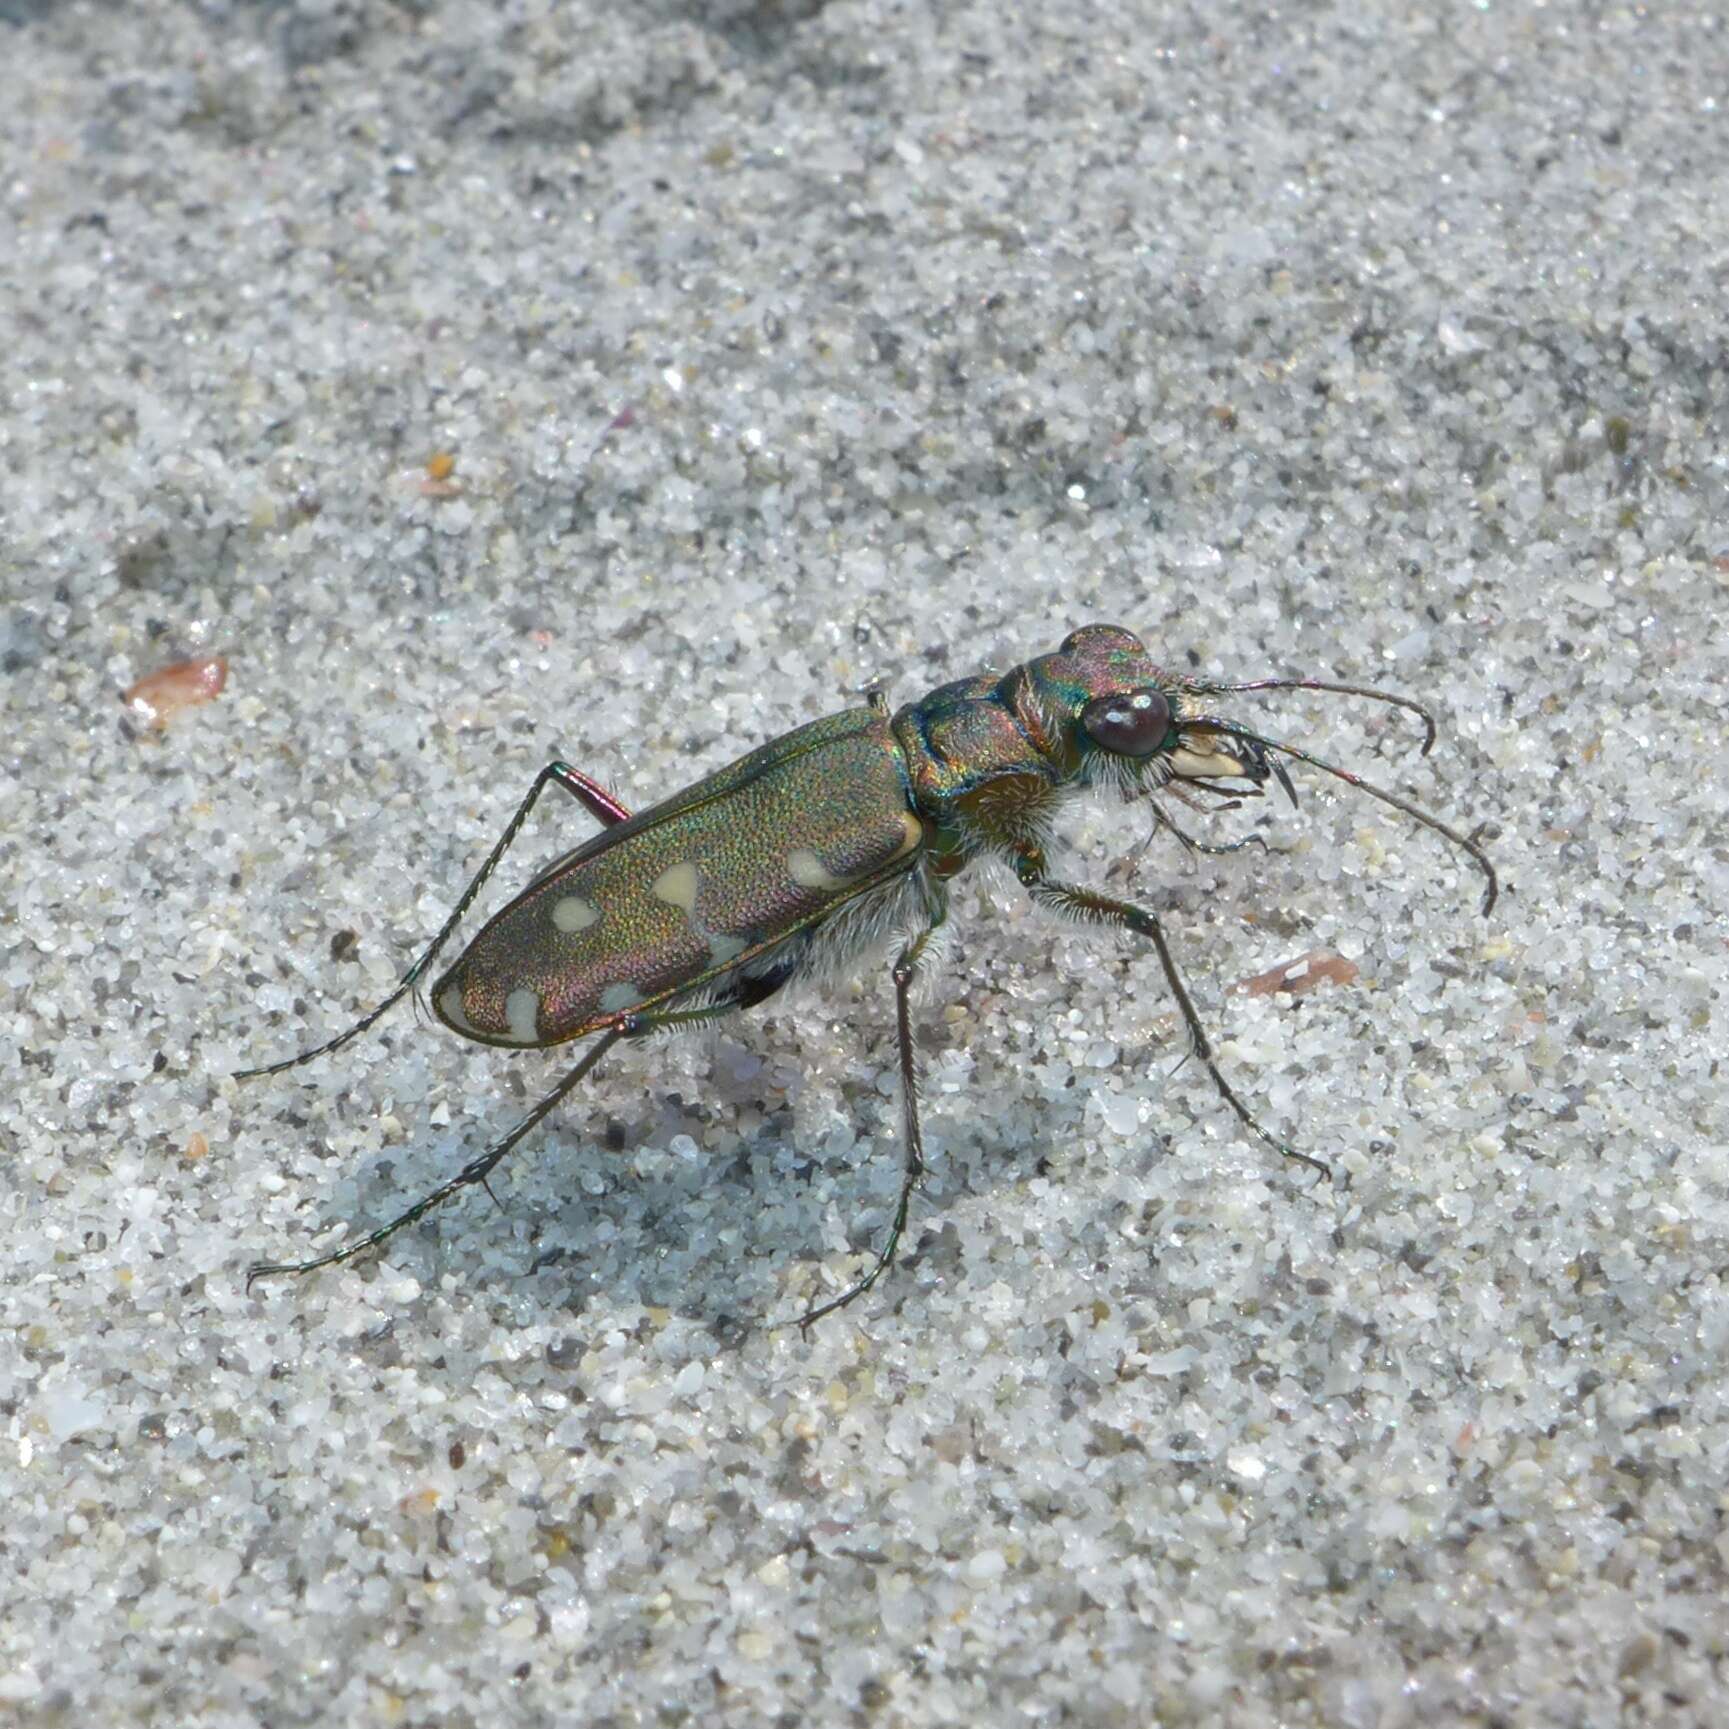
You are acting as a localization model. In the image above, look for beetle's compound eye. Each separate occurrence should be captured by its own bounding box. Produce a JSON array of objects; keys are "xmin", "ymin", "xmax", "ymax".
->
[{"xmin": 1081, "ymin": 687, "xmax": 1172, "ymax": 756}]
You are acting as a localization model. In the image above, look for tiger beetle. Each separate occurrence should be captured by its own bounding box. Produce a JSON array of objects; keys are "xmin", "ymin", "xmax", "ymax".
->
[{"xmin": 239, "ymin": 624, "xmax": 1497, "ymax": 1327}]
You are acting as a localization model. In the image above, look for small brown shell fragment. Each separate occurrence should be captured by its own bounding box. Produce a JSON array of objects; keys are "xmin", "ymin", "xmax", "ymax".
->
[
  {"xmin": 1239, "ymin": 949, "xmax": 1360, "ymax": 999},
  {"xmin": 421, "ymin": 450, "xmax": 461, "ymax": 496},
  {"xmin": 123, "ymin": 656, "xmax": 228, "ymax": 729}
]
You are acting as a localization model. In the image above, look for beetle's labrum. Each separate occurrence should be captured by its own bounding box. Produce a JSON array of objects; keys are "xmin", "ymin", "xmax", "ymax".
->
[{"xmin": 237, "ymin": 624, "xmax": 1498, "ymax": 1328}]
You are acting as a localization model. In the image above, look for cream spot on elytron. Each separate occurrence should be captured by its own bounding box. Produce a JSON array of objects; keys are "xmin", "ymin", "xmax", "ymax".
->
[
  {"xmin": 650, "ymin": 862, "xmax": 700, "ymax": 913},
  {"xmin": 788, "ymin": 848, "xmax": 850, "ymax": 892},
  {"xmin": 893, "ymin": 811, "xmax": 923, "ymax": 856},
  {"xmin": 552, "ymin": 895, "xmax": 601, "ymax": 933},
  {"xmin": 505, "ymin": 988, "xmax": 540, "ymax": 1043},
  {"xmin": 438, "ymin": 982, "xmax": 478, "ymax": 1035},
  {"xmin": 599, "ymin": 982, "xmax": 645, "ymax": 1015}
]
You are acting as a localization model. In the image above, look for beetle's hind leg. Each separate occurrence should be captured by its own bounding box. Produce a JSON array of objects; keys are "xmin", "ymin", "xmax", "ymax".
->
[
  {"xmin": 235, "ymin": 761, "xmax": 632, "ymax": 1080},
  {"xmin": 247, "ymin": 1025, "xmax": 631, "ymax": 1287},
  {"xmin": 795, "ymin": 896, "xmax": 949, "ymax": 1331},
  {"xmin": 247, "ymin": 986, "xmax": 787, "ymax": 1290},
  {"xmin": 1011, "ymin": 843, "xmax": 1329, "ymax": 1180}
]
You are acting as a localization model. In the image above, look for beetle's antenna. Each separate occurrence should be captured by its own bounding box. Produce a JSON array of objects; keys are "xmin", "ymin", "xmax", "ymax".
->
[
  {"xmin": 1181, "ymin": 715, "xmax": 1498, "ymax": 915},
  {"xmin": 1193, "ymin": 678, "xmax": 1439, "ymax": 757}
]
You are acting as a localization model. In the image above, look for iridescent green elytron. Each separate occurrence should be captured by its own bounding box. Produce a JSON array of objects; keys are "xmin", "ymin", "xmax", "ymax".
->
[{"xmin": 239, "ymin": 625, "xmax": 1498, "ymax": 1327}]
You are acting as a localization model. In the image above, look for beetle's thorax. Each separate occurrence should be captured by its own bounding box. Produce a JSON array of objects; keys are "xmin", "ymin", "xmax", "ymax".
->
[
  {"xmin": 889, "ymin": 626, "xmax": 1183, "ymax": 866},
  {"xmin": 893, "ymin": 626, "xmax": 1162, "ymax": 788}
]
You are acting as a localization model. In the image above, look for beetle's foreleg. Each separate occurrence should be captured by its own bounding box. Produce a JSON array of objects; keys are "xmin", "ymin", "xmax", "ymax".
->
[
  {"xmin": 235, "ymin": 761, "xmax": 633, "ymax": 1080},
  {"xmin": 1011, "ymin": 845, "xmax": 1329, "ymax": 1179},
  {"xmin": 246, "ymin": 1024, "xmax": 629, "ymax": 1287},
  {"xmin": 795, "ymin": 900, "xmax": 948, "ymax": 1330}
]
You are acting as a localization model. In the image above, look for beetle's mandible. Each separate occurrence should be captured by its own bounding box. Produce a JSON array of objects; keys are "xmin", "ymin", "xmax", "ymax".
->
[{"xmin": 238, "ymin": 623, "xmax": 1497, "ymax": 1327}]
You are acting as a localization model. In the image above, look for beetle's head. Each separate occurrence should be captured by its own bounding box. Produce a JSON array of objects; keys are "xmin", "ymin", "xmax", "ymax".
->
[
  {"xmin": 1018, "ymin": 623, "xmax": 1497, "ymax": 914},
  {"xmin": 1022, "ymin": 624, "xmax": 1280, "ymax": 796}
]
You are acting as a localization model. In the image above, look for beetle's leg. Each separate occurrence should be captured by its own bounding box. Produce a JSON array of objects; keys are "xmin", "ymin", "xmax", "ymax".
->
[
  {"xmin": 236, "ymin": 762, "xmax": 632, "ymax": 1079},
  {"xmin": 1012, "ymin": 845, "xmax": 1328, "ymax": 1179},
  {"xmin": 247, "ymin": 1025, "xmax": 629, "ymax": 1286},
  {"xmin": 246, "ymin": 986, "xmax": 781, "ymax": 1290},
  {"xmin": 796, "ymin": 900, "xmax": 948, "ymax": 1330}
]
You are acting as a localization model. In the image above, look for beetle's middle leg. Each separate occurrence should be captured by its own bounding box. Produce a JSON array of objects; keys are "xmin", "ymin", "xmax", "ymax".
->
[
  {"xmin": 237, "ymin": 761, "xmax": 633, "ymax": 1079},
  {"xmin": 796, "ymin": 898, "xmax": 949, "ymax": 1330},
  {"xmin": 1012, "ymin": 845, "xmax": 1328, "ymax": 1178}
]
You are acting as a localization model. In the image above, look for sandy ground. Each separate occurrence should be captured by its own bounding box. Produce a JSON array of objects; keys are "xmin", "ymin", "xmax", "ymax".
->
[{"xmin": 3, "ymin": 2, "xmax": 1726, "ymax": 1724}]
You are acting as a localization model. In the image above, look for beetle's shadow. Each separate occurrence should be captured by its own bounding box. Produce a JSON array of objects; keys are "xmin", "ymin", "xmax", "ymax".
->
[
  {"xmin": 248, "ymin": 1045, "xmax": 1047, "ymax": 1339},
  {"xmin": 529, "ymin": 1084, "xmax": 1041, "ymax": 1336}
]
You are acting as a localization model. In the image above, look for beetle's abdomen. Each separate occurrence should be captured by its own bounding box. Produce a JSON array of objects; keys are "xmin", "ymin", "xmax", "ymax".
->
[{"xmin": 432, "ymin": 710, "xmax": 923, "ymax": 1047}]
